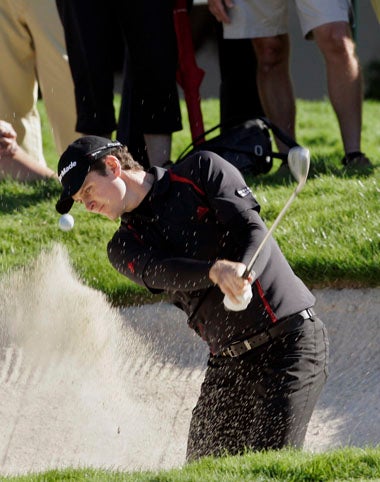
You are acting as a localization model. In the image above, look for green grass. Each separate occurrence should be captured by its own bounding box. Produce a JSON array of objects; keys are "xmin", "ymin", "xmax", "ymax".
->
[
  {"xmin": 1, "ymin": 99, "xmax": 379, "ymax": 480},
  {"xmin": 0, "ymin": 98, "xmax": 378, "ymax": 306},
  {"xmin": 4, "ymin": 447, "xmax": 380, "ymax": 481}
]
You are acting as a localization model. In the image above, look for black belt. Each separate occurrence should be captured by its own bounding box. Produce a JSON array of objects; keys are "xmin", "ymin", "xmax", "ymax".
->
[{"xmin": 220, "ymin": 307, "xmax": 316, "ymax": 358}]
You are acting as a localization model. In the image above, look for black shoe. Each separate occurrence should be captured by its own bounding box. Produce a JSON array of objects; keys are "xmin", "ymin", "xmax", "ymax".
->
[{"xmin": 342, "ymin": 151, "xmax": 373, "ymax": 168}]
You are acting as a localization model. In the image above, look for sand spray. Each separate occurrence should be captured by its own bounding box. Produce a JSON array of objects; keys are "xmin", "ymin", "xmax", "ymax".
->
[
  {"xmin": 0, "ymin": 244, "xmax": 207, "ymax": 475},
  {"xmin": 0, "ymin": 244, "xmax": 379, "ymax": 476}
]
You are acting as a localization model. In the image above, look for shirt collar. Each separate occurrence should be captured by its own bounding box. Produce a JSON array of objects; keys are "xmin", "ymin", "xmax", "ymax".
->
[
  {"xmin": 121, "ymin": 166, "xmax": 171, "ymax": 220},
  {"xmin": 147, "ymin": 166, "xmax": 171, "ymax": 197}
]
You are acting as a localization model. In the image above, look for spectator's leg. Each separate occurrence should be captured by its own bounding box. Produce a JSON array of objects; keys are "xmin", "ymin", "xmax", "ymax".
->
[
  {"xmin": 312, "ymin": 21, "xmax": 362, "ymax": 156},
  {"xmin": 251, "ymin": 34, "xmax": 296, "ymax": 153},
  {"xmin": 117, "ymin": 45, "xmax": 149, "ymax": 168},
  {"xmin": 55, "ymin": 0, "xmax": 117, "ymax": 137},
  {"xmin": 0, "ymin": 2, "xmax": 45, "ymax": 163},
  {"xmin": 215, "ymin": 22, "xmax": 264, "ymax": 129},
  {"xmin": 122, "ymin": 0, "xmax": 182, "ymax": 167},
  {"xmin": 32, "ymin": 0, "xmax": 78, "ymax": 155}
]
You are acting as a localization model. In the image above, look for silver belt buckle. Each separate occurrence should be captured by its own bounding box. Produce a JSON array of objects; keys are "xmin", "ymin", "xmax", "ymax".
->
[
  {"xmin": 224, "ymin": 338, "xmax": 252, "ymax": 357},
  {"xmin": 224, "ymin": 341, "xmax": 241, "ymax": 357},
  {"xmin": 224, "ymin": 345, "xmax": 237, "ymax": 357}
]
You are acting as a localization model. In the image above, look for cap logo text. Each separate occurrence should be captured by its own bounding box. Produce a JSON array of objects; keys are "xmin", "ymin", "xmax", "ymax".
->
[{"xmin": 59, "ymin": 161, "xmax": 77, "ymax": 182}]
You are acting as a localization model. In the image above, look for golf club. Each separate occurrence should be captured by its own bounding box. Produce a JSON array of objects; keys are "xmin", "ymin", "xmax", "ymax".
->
[{"xmin": 224, "ymin": 146, "xmax": 310, "ymax": 311}]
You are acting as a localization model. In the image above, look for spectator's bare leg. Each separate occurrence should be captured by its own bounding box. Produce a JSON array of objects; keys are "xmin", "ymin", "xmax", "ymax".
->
[
  {"xmin": 251, "ymin": 34, "xmax": 296, "ymax": 153},
  {"xmin": 313, "ymin": 21, "xmax": 362, "ymax": 155}
]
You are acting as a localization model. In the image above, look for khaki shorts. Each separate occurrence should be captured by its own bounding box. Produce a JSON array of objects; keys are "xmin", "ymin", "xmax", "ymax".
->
[{"xmin": 224, "ymin": 0, "xmax": 351, "ymax": 39}]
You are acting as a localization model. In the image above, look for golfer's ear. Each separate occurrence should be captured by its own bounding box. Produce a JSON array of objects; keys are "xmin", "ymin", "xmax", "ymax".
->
[{"xmin": 105, "ymin": 155, "xmax": 122, "ymax": 177}]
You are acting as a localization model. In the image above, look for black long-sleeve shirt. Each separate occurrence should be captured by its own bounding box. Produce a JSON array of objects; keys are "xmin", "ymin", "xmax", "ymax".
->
[{"xmin": 108, "ymin": 151, "xmax": 315, "ymax": 354}]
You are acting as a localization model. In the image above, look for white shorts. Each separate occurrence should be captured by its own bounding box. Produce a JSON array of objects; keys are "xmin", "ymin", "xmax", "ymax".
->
[{"xmin": 224, "ymin": 0, "xmax": 351, "ymax": 39}]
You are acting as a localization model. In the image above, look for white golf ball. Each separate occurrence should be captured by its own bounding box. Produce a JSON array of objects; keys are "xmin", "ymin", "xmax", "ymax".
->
[{"xmin": 58, "ymin": 213, "xmax": 74, "ymax": 232}]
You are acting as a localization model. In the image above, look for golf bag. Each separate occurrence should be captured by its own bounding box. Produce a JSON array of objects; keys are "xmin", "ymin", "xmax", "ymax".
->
[{"xmin": 176, "ymin": 117, "xmax": 299, "ymax": 176}]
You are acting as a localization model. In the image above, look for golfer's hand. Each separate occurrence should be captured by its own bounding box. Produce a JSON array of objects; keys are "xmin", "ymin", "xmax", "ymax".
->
[
  {"xmin": 208, "ymin": 0, "xmax": 234, "ymax": 24},
  {"xmin": 209, "ymin": 260, "xmax": 253, "ymax": 303}
]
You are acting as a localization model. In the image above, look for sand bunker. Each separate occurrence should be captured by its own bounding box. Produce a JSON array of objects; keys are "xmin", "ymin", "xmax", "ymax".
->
[{"xmin": 0, "ymin": 245, "xmax": 379, "ymax": 476}]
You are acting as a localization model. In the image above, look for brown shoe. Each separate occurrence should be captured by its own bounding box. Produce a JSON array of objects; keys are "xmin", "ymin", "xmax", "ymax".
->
[{"xmin": 342, "ymin": 151, "xmax": 373, "ymax": 168}]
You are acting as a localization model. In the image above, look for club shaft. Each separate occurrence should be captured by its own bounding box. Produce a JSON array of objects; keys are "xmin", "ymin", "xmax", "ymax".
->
[{"xmin": 244, "ymin": 186, "xmax": 300, "ymax": 278}]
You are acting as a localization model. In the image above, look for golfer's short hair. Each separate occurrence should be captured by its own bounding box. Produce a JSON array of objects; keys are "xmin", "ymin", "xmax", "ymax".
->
[{"xmin": 89, "ymin": 145, "xmax": 143, "ymax": 175}]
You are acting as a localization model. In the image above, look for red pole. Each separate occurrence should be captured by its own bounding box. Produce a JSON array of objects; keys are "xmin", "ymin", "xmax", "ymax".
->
[{"xmin": 173, "ymin": 0, "xmax": 205, "ymax": 143}]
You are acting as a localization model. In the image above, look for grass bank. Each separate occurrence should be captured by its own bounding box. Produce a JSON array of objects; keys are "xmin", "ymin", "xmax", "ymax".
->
[
  {"xmin": 1, "ymin": 99, "xmax": 378, "ymax": 306},
  {"xmin": 5, "ymin": 447, "xmax": 380, "ymax": 481}
]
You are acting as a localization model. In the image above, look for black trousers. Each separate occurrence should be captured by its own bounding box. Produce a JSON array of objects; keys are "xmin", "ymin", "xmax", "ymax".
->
[
  {"xmin": 215, "ymin": 22, "xmax": 264, "ymax": 129},
  {"xmin": 56, "ymin": 0, "xmax": 182, "ymax": 165},
  {"xmin": 186, "ymin": 316, "xmax": 329, "ymax": 461}
]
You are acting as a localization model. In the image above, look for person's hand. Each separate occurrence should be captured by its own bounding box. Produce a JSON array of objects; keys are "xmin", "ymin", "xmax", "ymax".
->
[
  {"xmin": 209, "ymin": 259, "xmax": 254, "ymax": 310},
  {"xmin": 223, "ymin": 283, "xmax": 253, "ymax": 311},
  {"xmin": 0, "ymin": 120, "xmax": 17, "ymax": 154},
  {"xmin": 208, "ymin": 0, "xmax": 234, "ymax": 24}
]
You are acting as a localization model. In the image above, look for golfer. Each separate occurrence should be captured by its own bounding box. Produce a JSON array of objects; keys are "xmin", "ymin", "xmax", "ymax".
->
[{"xmin": 56, "ymin": 136, "xmax": 328, "ymax": 460}]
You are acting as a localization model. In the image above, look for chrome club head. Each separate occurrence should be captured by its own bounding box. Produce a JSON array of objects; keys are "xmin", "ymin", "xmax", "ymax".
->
[
  {"xmin": 287, "ymin": 146, "xmax": 310, "ymax": 190},
  {"xmin": 244, "ymin": 144, "xmax": 312, "ymax": 278}
]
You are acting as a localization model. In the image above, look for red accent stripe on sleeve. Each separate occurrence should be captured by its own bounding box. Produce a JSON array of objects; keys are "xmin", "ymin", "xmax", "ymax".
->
[
  {"xmin": 168, "ymin": 170, "xmax": 205, "ymax": 196},
  {"xmin": 127, "ymin": 224, "xmax": 143, "ymax": 243},
  {"xmin": 255, "ymin": 280, "xmax": 278, "ymax": 323},
  {"xmin": 197, "ymin": 206, "xmax": 209, "ymax": 219}
]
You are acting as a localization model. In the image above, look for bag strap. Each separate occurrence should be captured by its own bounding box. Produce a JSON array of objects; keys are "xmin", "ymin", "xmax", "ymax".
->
[
  {"xmin": 177, "ymin": 122, "xmax": 224, "ymax": 161},
  {"xmin": 176, "ymin": 116, "xmax": 299, "ymax": 162},
  {"xmin": 258, "ymin": 116, "xmax": 299, "ymax": 150}
]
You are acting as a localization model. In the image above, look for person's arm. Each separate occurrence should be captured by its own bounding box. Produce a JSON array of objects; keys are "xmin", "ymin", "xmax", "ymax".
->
[
  {"xmin": 0, "ymin": 120, "xmax": 57, "ymax": 182},
  {"xmin": 208, "ymin": 0, "xmax": 234, "ymax": 24},
  {"xmin": 0, "ymin": 145, "xmax": 57, "ymax": 182},
  {"xmin": 194, "ymin": 151, "xmax": 272, "ymax": 270},
  {"xmin": 194, "ymin": 152, "xmax": 273, "ymax": 301},
  {"xmin": 208, "ymin": 210, "xmax": 271, "ymax": 303},
  {"xmin": 0, "ymin": 120, "xmax": 17, "ymax": 152},
  {"xmin": 107, "ymin": 229, "xmax": 214, "ymax": 293},
  {"xmin": 108, "ymin": 215, "xmax": 268, "ymax": 302},
  {"xmin": 109, "ymin": 152, "xmax": 273, "ymax": 298}
]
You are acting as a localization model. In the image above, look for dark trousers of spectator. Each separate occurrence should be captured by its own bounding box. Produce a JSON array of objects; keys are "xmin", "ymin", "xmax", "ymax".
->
[
  {"xmin": 215, "ymin": 22, "xmax": 264, "ymax": 130},
  {"xmin": 56, "ymin": 0, "xmax": 182, "ymax": 167}
]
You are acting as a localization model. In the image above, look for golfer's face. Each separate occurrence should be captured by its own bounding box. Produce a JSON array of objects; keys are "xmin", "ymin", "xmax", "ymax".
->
[{"xmin": 73, "ymin": 170, "xmax": 126, "ymax": 220}]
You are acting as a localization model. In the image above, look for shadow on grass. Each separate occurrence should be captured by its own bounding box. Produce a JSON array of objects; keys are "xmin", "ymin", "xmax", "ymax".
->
[
  {"xmin": 0, "ymin": 154, "xmax": 375, "ymax": 215},
  {"xmin": 246, "ymin": 154, "xmax": 375, "ymax": 187},
  {"xmin": 0, "ymin": 179, "xmax": 60, "ymax": 214},
  {"xmin": 109, "ymin": 284, "xmax": 166, "ymax": 307},
  {"xmin": 292, "ymin": 260, "xmax": 379, "ymax": 289}
]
